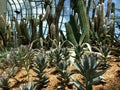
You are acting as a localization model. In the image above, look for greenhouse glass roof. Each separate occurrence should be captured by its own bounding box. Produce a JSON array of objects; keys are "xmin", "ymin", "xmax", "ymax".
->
[
  {"xmin": 6, "ymin": 0, "xmax": 72, "ymax": 35},
  {"xmin": 5, "ymin": 0, "xmax": 120, "ymax": 36}
]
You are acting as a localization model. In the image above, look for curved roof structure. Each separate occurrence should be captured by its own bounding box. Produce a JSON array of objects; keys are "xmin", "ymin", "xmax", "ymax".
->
[
  {"xmin": 7, "ymin": 0, "xmax": 44, "ymax": 19},
  {"xmin": 5, "ymin": 0, "xmax": 120, "ymax": 36},
  {"xmin": 6, "ymin": 0, "xmax": 71, "ymax": 34}
]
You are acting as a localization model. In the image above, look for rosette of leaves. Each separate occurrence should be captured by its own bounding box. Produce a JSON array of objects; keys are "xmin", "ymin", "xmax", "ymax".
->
[
  {"xmin": 49, "ymin": 47, "xmax": 70, "ymax": 67},
  {"xmin": 74, "ymin": 43, "xmax": 92, "ymax": 63},
  {"xmin": 62, "ymin": 48, "xmax": 70, "ymax": 61},
  {"xmin": 73, "ymin": 54, "xmax": 107, "ymax": 90},
  {"xmin": 20, "ymin": 82, "xmax": 36, "ymax": 90},
  {"xmin": 54, "ymin": 47, "xmax": 63, "ymax": 65},
  {"xmin": 0, "ymin": 77, "xmax": 10, "ymax": 90},
  {"xmin": 3, "ymin": 46, "xmax": 34, "ymax": 68},
  {"xmin": 48, "ymin": 50, "xmax": 55, "ymax": 67},
  {"xmin": 33, "ymin": 53, "xmax": 49, "ymax": 89},
  {"xmin": 16, "ymin": 46, "xmax": 34, "ymax": 67},
  {"xmin": 99, "ymin": 45, "xmax": 110, "ymax": 67},
  {"xmin": 56, "ymin": 61, "xmax": 73, "ymax": 89},
  {"xmin": 9, "ymin": 46, "xmax": 34, "ymax": 81},
  {"xmin": 2, "ymin": 66, "xmax": 19, "ymax": 79},
  {"xmin": 74, "ymin": 45, "xmax": 84, "ymax": 61}
]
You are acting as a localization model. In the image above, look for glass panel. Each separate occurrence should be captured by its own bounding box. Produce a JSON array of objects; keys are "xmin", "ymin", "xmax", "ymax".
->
[
  {"xmin": 7, "ymin": 3, "xmax": 12, "ymax": 11},
  {"xmin": 19, "ymin": 0, "xmax": 23, "ymax": 3},
  {"xmin": 9, "ymin": 0, "xmax": 13, "ymax": 4},
  {"xmin": 16, "ymin": 3, "xmax": 20, "ymax": 9},
  {"xmin": 11, "ymin": 5, "xmax": 16, "ymax": 10}
]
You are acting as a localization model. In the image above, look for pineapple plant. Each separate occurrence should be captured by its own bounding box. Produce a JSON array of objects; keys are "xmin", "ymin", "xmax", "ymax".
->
[
  {"xmin": 0, "ymin": 77, "xmax": 10, "ymax": 90},
  {"xmin": 32, "ymin": 53, "xmax": 49, "ymax": 89},
  {"xmin": 20, "ymin": 82, "xmax": 36, "ymax": 90}
]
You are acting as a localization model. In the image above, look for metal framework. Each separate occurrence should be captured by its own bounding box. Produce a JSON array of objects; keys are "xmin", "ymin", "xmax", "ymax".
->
[{"xmin": 6, "ymin": 0, "xmax": 72, "ymax": 36}]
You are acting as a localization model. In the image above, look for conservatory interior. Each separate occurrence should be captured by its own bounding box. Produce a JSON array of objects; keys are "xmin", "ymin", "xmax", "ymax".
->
[{"xmin": 0, "ymin": 0, "xmax": 120, "ymax": 90}]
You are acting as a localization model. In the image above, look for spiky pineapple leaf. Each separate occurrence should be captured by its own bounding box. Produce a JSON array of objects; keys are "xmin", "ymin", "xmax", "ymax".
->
[{"xmin": 71, "ymin": 77, "xmax": 84, "ymax": 90}]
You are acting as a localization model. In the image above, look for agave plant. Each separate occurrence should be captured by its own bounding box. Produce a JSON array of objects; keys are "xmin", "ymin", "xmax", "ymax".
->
[
  {"xmin": 6, "ymin": 46, "xmax": 34, "ymax": 81},
  {"xmin": 20, "ymin": 82, "xmax": 36, "ymax": 90},
  {"xmin": 54, "ymin": 47, "xmax": 63, "ymax": 65},
  {"xmin": 33, "ymin": 53, "xmax": 49, "ymax": 89},
  {"xmin": 48, "ymin": 47, "xmax": 71, "ymax": 67},
  {"xmin": 74, "ymin": 43, "xmax": 92, "ymax": 62},
  {"xmin": 16, "ymin": 45, "xmax": 34, "ymax": 67},
  {"xmin": 0, "ymin": 77, "xmax": 10, "ymax": 90},
  {"xmin": 48, "ymin": 49, "xmax": 55, "ymax": 67},
  {"xmin": 71, "ymin": 77, "xmax": 84, "ymax": 90},
  {"xmin": 73, "ymin": 54, "xmax": 107, "ymax": 90},
  {"xmin": 74, "ymin": 45, "xmax": 84, "ymax": 61},
  {"xmin": 2, "ymin": 66, "xmax": 19, "ymax": 78},
  {"xmin": 22, "ymin": 49, "xmax": 34, "ymax": 81},
  {"xmin": 99, "ymin": 45, "xmax": 111, "ymax": 67},
  {"xmin": 56, "ymin": 61, "xmax": 73, "ymax": 90},
  {"xmin": 62, "ymin": 48, "xmax": 70, "ymax": 62}
]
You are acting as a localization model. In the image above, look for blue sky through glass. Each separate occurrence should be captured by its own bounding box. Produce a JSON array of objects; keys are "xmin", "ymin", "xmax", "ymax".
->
[{"xmin": 7, "ymin": 0, "xmax": 120, "ymax": 36}]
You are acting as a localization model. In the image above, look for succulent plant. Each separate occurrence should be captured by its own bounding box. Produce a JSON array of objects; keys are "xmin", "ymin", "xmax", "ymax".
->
[
  {"xmin": 48, "ymin": 49, "xmax": 55, "ymax": 67},
  {"xmin": 56, "ymin": 61, "xmax": 73, "ymax": 89},
  {"xmin": 71, "ymin": 77, "xmax": 84, "ymax": 90},
  {"xmin": 62, "ymin": 48, "xmax": 70, "ymax": 61},
  {"xmin": 19, "ymin": 82, "xmax": 36, "ymax": 90},
  {"xmin": 41, "ymin": 5, "xmax": 50, "ymax": 21},
  {"xmin": 33, "ymin": 53, "xmax": 49, "ymax": 89},
  {"xmin": 65, "ymin": 23, "xmax": 78, "ymax": 46},
  {"xmin": 99, "ymin": 45, "xmax": 111, "ymax": 67},
  {"xmin": 73, "ymin": 54, "xmax": 107, "ymax": 90},
  {"xmin": 74, "ymin": 43, "xmax": 92, "ymax": 62},
  {"xmin": 20, "ymin": 18, "xmax": 30, "ymax": 45},
  {"xmin": 74, "ymin": 45, "xmax": 84, "ymax": 61},
  {"xmin": 1, "ymin": 46, "xmax": 35, "ymax": 81},
  {"xmin": 54, "ymin": 47, "xmax": 63, "ymax": 64},
  {"xmin": 3, "ymin": 66, "xmax": 19, "ymax": 78},
  {"xmin": 48, "ymin": 47, "xmax": 71, "ymax": 67},
  {"xmin": 4, "ymin": 46, "xmax": 34, "ymax": 72},
  {"xmin": 0, "ymin": 77, "xmax": 10, "ymax": 90},
  {"xmin": 70, "ymin": 0, "xmax": 90, "ymax": 44}
]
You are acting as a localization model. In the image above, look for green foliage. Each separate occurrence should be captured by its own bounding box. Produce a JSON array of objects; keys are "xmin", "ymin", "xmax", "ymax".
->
[
  {"xmin": 54, "ymin": 47, "xmax": 63, "ymax": 64},
  {"xmin": 74, "ymin": 45, "xmax": 84, "ymax": 61},
  {"xmin": 74, "ymin": 43, "xmax": 92, "ymax": 62},
  {"xmin": 0, "ymin": 46, "xmax": 34, "ymax": 82},
  {"xmin": 114, "ymin": 34, "xmax": 120, "ymax": 46},
  {"xmin": 0, "ymin": 46, "xmax": 34, "ymax": 69},
  {"xmin": 3, "ymin": 66, "xmax": 19, "ymax": 79},
  {"xmin": 71, "ymin": 0, "xmax": 90, "ymax": 43},
  {"xmin": 20, "ymin": 82, "xmax": 36, "ymax": 90},
  {"xmin": 65, "ymin": 23, "xmax": 78, "ymax": 46},
  {"xmin": 48, "ymin": 47, "xmax": 70, "ymax": 67},
  {"xmin": 0, "ymin": 77, "xmax": 10, "ymax": 90},
  {"xmin": 73, "ymin": 54, "xmax": 107, "ymax": 90},
  {"xmin": 20, "ymin": 18, "xmax": 30, "ymax": 45},
  {"xmin": 71, "ymin": 77, "xmax": 84, "ymax": 90},
  {"xmin": 69, "ymin": 15, "xmax": 80, "ymax": 43},
  {"xmin": 62, "ymin": 48, "xmax": 70, "ymax": 62},
  {"xmin": 100, "ymin": 46, "xmax": 110, "ymax": 57},
  {"xmin": 48, "ymin": 49, "xmax": 56, "ymax": 67},
  {"xmin": 56, "ymin": 61, "xmax": 73, "ymax": 89},
  {"xmin": 99, "ymin": 45, "xmax": 111, "ymax": 66},
  {"xmin": 33, "ymin": 53, "xmax": 49, "ymax": 89},
  {"xmin": 65, "ymin": 10, "xmax": 90, "ymax": 46}
]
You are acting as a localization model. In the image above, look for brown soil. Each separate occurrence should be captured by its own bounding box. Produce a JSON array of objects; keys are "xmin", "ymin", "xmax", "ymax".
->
[{"xmin": 0, "ymin": 58, "xmax": 120, "ymax": 90}]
